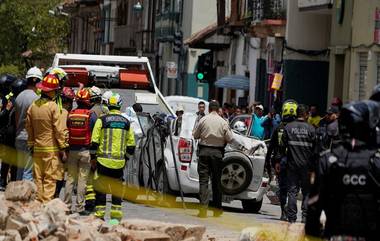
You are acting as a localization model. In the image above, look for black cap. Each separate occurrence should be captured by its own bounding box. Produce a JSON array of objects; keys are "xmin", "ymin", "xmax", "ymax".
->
[{"xmin": 327, "ymin": 106, "xmax": 339, "ymax": 114}]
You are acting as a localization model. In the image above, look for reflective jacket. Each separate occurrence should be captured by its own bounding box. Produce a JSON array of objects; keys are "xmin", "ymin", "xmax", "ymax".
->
[
  {"xmin": 26, "ymin": 98, "xmax": 68, "ymax": 152},
  {"xmin": 91, "ymin": 109, "xmax": 135, "ymax": 169}
]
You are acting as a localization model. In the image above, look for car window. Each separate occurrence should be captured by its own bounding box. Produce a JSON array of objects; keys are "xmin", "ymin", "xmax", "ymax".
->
[{"xmin": 230, "ymin": 115, "xmax": 251, "ymax": 136}]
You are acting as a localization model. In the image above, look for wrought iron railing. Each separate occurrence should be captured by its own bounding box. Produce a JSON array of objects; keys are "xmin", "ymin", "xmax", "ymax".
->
[{"xmin": 250, "ymin": 0, "xmax": 286, "ymax": 22}]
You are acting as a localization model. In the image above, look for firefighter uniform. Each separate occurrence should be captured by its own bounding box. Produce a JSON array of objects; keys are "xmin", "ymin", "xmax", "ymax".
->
[
  {"xmin": 64, "ymin": 88, "xmax": 97, "ymax": 213},
  {"xmin": 91, "ymin": 93, "xmax": 135, "ymax": 220},
  {"xmin": 26, "ymin": 75, "xmax": 68, "ymax": 202}
]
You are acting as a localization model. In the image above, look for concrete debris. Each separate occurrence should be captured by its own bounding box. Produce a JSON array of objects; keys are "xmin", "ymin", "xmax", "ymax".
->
[
  {"xmin": 0, "ymin": 181, "xmax": 207, "ymax": 241},
  {"xmin": 5, "ymin": 181, "xmax": 37, "ymax": 202},
  {"xmin": 121, "ymin": 219, "xmax": 206, "ymax": 241},
  {"xmin": 239, "ymin": 222, "xmax": 305, "ymax": 241}
]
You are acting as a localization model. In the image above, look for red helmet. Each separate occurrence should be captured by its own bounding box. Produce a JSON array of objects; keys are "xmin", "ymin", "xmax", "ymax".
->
[
  {"xmin": 76, "ymin": 88, "xmax": 91, "ymax": 105},
  {"xmin": 61, "ymin": 87, "xmax": 75, "ymax": 100},
  {"xmin": 36, "ymin": 74, "xmax": 60, "ymax": 92}
]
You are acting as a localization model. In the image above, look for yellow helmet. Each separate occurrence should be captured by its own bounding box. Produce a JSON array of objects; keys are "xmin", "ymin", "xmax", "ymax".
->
[{"xmin": 282, "ymin": 100, "xmax": 298, "ymax": 118}]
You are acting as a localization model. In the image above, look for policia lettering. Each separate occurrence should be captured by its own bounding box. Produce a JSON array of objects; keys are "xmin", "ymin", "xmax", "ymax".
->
[{"xmin": 91, "ymin": 110, "xmax": 135, "ymax": 220}]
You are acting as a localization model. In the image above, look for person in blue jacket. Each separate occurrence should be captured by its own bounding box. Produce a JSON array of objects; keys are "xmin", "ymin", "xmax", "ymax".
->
[{"xmin": 250, "ymin": 104, "xmax": 269, "ymax": 140}]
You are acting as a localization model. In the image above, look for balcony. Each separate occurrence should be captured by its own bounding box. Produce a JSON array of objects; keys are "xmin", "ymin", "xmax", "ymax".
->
[
  {"xmin": 298, "ymin": 0, "xmax": 333, "ymax": 11},
  {"xmin": 251, "ymin": 0, "xmax": 286, "ymax": 23}
]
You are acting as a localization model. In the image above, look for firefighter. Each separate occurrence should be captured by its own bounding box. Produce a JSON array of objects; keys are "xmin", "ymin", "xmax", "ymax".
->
[
  {"xmin": 54, "ymin": 87, "xmax": 75, "ymax": 198},
  {"xmin": 65, "ymin": 88, "xmax": 97, "ymax": 215},
  {"xmin": 306, "ymin": 100, "xmax": 380, "ymax": 240},
  {"xmin": 25, "ymin": 73, "xmax": 68, "ymax": 203},
  {"xmin": 89, "ymin": 86, "xmax": 108, "ymax": 117},
  {"xmin": 91, "ymin": 92, "xmax": 135, "ymax": 220},
  {"xmin": 265, "ymin": 99, "xmax": 298, "ymax": 221}
]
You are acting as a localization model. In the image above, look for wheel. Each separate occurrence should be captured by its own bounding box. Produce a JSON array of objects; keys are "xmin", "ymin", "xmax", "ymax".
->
[
  {"xmin": 220, "ymin": 156, "xmax": 253, "ymax": 195},
  {"xmin": 242, "ymin": 199, "xmax": 263, "ymax": 213}
]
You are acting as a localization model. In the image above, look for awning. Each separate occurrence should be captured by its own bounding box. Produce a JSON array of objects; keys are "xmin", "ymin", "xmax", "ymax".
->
[{"xmin": 214, "ymin": 75, "xmax": 249, "ymax": 91}]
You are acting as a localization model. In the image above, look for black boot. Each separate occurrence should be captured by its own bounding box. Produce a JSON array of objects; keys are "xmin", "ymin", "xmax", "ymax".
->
[{"xmin": 280, "ymin": 205, "xmax": 288, "ymax": 221}]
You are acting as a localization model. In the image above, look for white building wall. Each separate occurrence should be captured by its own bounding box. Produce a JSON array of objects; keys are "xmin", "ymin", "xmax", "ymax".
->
[{"xmin": 248, "ymin": 38, "xmax": 261, "ymax": 105}]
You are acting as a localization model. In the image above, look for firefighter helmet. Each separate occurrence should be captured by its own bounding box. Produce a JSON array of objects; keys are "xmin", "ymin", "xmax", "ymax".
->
[
  {"xmin": 76, "ymin": 88, "xmax": 91, "ymax": 105},
  {"xmin": 108, "ymin": 92, "xmax": 123, "ymax": 109},
  {"xmin": 37, "ymin": 74, "xmax": 60, "ymax": 92}
]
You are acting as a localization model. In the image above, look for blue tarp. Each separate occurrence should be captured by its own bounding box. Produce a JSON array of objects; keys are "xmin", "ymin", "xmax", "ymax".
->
[{"xmin": 214, "ymin": 75, "xmax": 249, "ymax": 90}]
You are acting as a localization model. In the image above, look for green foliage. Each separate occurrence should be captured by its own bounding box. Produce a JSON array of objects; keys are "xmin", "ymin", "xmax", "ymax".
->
[
  {"xmin": 0, "ymin": 64, "xmax": 23, "ymax": 77},
  {"xmin": 0, "ymin": 0, "xmax": 69, "ymax": 73}
]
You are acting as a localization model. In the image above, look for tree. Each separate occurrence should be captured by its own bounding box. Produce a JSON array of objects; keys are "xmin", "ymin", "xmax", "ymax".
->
[{"xmin": 0, "ymin": 0, "xmax": 69, "ymax": 76}]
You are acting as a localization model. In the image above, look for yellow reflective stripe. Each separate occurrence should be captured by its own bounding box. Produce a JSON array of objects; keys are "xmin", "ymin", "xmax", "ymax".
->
[
  {"xmin": 71, "ymin": 137, "xmax": 87, "ymax": 140},
  {"xmin": 34, "ymin": 146, "xmax": 60, "ymax": 152},
  {"xmin": 70, "ymin": 114, "xmax": 90, "ymax": 118},
  {"xmin": 97, "ymin": 157, "xmax": 125, "ymax": 169}
]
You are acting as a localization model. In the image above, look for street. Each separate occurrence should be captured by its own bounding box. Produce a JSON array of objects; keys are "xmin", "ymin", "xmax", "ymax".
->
[{"xmin": 122, "ymin": 196, "xmax": 299, "ymax": 241}]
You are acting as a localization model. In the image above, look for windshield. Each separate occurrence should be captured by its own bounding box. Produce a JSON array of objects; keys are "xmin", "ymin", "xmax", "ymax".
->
[
  {"xmin": 180, "ymin": 113, "xmax": 197, "ymax": 139},
  {"xmin": 101, "ymin": 88, "xmax": 172, "ymax": 115}
]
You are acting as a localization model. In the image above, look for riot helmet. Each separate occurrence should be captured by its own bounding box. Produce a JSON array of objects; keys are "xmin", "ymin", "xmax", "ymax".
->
[
  {"xmin": 370, "ymin": 84, "xmax": 380, "ymax": 102},
  {"xmin": 0, "ymin": 74, "xmax": 17, "ymax": 95},
  {"xmin": 339, "ymin": 100, "xmax": 380, "ymax": 146},
  {"xmin": 11, "ymin": 79, "xmax": 27, "ymax": 96}
]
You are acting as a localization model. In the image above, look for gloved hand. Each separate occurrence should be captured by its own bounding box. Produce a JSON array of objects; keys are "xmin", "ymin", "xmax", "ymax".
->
[
  {"xmin": 275, "ymin": 163, "xmax": 281, "ymax": 174},
  {"xmin": 90, "ymin": 158, "xmax": 97, "ymax": 171},
  {"xmin": 59, "ymin": 151, "xmax": 68, "ymax": 163}
]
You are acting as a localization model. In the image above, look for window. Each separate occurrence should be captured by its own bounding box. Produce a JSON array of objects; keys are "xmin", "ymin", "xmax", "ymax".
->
[
  {"xmin": 117, "ymin": 1, "xmax": 129, "ymax": 26},
  {"xmin": 102, "ymin": 4, "xmax": 111, "ymax": 43},
  {"xmin": 358, "ymin": 52, "xmax": 368, "ymax": 100}
]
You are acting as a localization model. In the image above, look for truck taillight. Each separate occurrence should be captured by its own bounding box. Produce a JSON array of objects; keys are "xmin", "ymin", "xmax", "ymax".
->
[{"xmin": 178, "ymin": 138, "xmax": 192, "ymax": 163}]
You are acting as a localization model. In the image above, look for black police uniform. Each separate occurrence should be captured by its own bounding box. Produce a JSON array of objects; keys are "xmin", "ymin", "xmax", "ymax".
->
[
  {"xmin": 306, "ymin": 144, "xmax": 380, "ymax": 240},
  {"xmin": 282, "ymin": 119, "xmax": 316, "ymax": 223}
]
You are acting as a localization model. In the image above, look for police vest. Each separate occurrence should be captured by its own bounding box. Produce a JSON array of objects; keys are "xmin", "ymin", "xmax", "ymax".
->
[
  {"xmin": 97, "ymin": 114, "xmax": 130, "ymax": 169},
  {"xmin": 324, "ymin": 148, "xmax": 380, "ymax": 239},
  {"xmin": 68, "ymin": 109, "xmax": 92, "ymax": 146}
]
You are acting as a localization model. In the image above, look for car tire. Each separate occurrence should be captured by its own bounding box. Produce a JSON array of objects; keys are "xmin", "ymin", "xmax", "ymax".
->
[
  {"xmin": 220, "ymin": 156, "xmax": 253, "ymax": 195},
  {"xmin": 242, "ymin": 199, "xmax": 263, "ymax": 213}
]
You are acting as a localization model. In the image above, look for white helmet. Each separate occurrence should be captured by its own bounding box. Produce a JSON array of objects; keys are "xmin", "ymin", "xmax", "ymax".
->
[
  {"xmin": 233, "ymin": 121, "xmax": 247, "ymax": 133},
  {"xmin": 26, "ymin": 67, "xmax": 43, "ymax": 80},
  {"xmin": 89, "ymin": 86, "xmax": 102, "ymax": 98},
  {"xmin": 102, "ymin": 90, "xmax": 113, "ymax": 104}
]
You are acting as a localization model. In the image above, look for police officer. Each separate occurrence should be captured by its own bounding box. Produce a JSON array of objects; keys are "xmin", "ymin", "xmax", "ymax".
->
[
  {"xmin": 265, "ymin": 99, "xmax": 298, "ymax": 221},
  {"xmin": 193, "ymin": 100, "xmax": 234, "ymax": 218},
  {"xmin": 315, "ymin": 105, "xmax": 340, "ymax": 154},
  {"xmin": 306, "ymin": 100, "xmax": 380, "ymax": 241},
  {"xmin": 91, "ymin": 92, "xmax": 135, "ymax": 220},
  {"xmin": 281, "ymin": 104, "xmax": 316, "ymax": 223}
]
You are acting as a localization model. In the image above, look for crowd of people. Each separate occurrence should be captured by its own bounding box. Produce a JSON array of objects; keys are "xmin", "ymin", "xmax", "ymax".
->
[{"xmin": 0, "ymin": 67, "xmax": 136, "ymax": 221}]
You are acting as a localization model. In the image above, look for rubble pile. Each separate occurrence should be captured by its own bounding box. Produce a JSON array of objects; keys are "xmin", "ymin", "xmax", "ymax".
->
[
  {"xmin": 0, "ymin": 181, "xmax": 206, "ymax": 241},
  {"xmin": 239, "ymin": 222, "xmax": 305, "ymax": 241}
]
